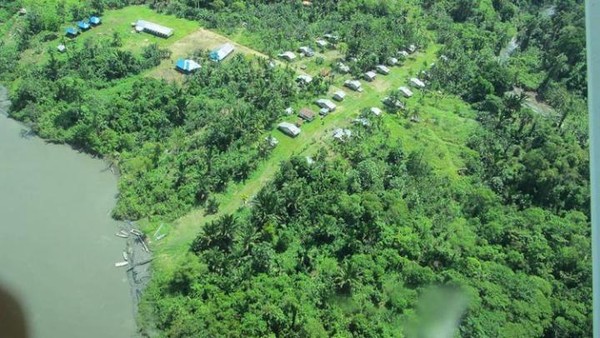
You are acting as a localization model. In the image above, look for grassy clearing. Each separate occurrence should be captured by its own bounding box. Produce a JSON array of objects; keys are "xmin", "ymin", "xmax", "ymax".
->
[
  {"xmin": 18, "ymin": 5, "xmax": 198, "ymax": 66},
  {"xmin": 147, "ymin": 42, "xmax": 480, "ymax": 274},
  {"xmin": 148, "ymin": 28, "xmax": 273, "ymax": 81}
]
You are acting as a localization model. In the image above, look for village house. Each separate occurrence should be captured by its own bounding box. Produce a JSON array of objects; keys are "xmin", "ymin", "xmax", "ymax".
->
[
  {"xmin": 89, "ymin": 16, "xmax": 101, "ymax": 26},
  {"xmin": 316, "ymin": 99, "xmax": 337, "ymax": 112},
  {"xmin": 333, "ymin": 128, "xmax": 352, "ymax": 141},
  {"xmin": 344, "ymin": 80, "xmax": 363, "ymax": 92},
  {"xmin": 298, "ymin": 46, "xmax": 314, "ymax": 57},
  {"xmin": 298, "ymin": 108, "xmax": 316, "ymax": 122},
  {"xmin": 65, "ymin": 27, "xmax": 79, "ymax": 37},
  {"xmin": 382, "ymin": 97, "xmax": 405, "ymax": 110},
  {"xmin": 278, "ymin": 51, "xmax": 296, "ymax": 61},
  {"xmin": 364, "ymin": 71, "xmax": 377, "ymax": 81},
  {"xmin": 176, "ymin": 59, "xmax": 201, "ymax": 74},
  {"xmin": 338, "ymin": 62, "xmax": 350, "ymax": 73},
  {"xmin": 135, "ymin": 20, "xmax": 173, "ymax": 38},
  {"xmin": 370, "ymin": 107, "xmax": 383, "ymax": 116},
  {"xmin": 399, "ymin": 86, "xmax": 414, "ymax": 98},
  {"xmin": 278, "ymin": 122, "xmax": 301, "ymax": 137},
  {"xmin": 410, "ymin": 77, "xmax": 426, "ymax": 88},
  {"xmin": 376, "ymin": 65, "xmax": 390, "ymax": 75},
  {"xmin": 316, "ymin": 39, "xmax": 329, "ymax": 48},
  {"xmin": 210, "ymin": 43, "xmax": 235, "ymax": 62},
  {"xmin": 296, "ymin": 74, "xmax": 313, "ymax": 85},
  {"xmin": 333, "ymin": 90, "xmax": 346, "ymax": 101}
]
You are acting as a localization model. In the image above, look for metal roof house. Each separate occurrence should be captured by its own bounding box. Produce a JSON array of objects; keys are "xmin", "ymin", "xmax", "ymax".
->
[
  {"xmin": 408, "ymin": 44, "xmax": 417, "ymax": 53},
  {"xmin": 135, "ymin": 20, "xmax": 173, "ymax": 38},
  {"xmin": 296, "ymin": 74, "xmax": 313, "ymax": 84},
  {"xmin": 333, "ymin": 90, "xmax": 346, "ymax": 101},
  {"xmin": 316, "ymin": 99, "xmax": 337, "ymax": 112},
  {"xmin": 398, "ymin": 50, "xmax": 409, "ymax": 58},
  {"xmin": 278, "ymin": 51, "xmax": 296, "ymax": 61},
  {"xmin": 398, "ymin": 86, "xmax": 414, "ymax": 98},
  {"xmin": 298, "ymin": 108, "xmax": 316, "ymax": 122},
  {"xmin": 388, "ymin": 57, "xmax": 399, "ymax": 66},
  {"xmin": 65, "ymin": 27, "xmax": 79, "ymax": 37},
  {"xmin": 278, "ymin": 122, "xmax": 301, "ymax": 137},
  {"xmin": 333, "ymin": 128, "xmax": 352, "ymax": 141},
  {"xmin": 316, "ymin": 39, "xmax": 328, "ymax": 48},
  {"xmin": 410, "ymin": 77, "xmax": 426, "ymax": 88},
  {"xmin": 376, "ymin": 65, "xmax": 390, "ymax": 75},
  {"xmin": 89, "ymin": 16, "xmax": 101, "ymax": 25},
  {"xmin": 57, "ymin": 44, "xmax": 66, "ymax": 53},
  {"xmin": 298, "ymin": 46, "xmax": 314, "ymax": 57},
  {"xmin": 77, "ymin": 21, "xmax": 90, "ymax": 30},
  {"xmin": 338, "ymin": 62, "xmax": 350, "ymax": 73},
  {"xmin": 382, "ymin": 97, "xmax": 405, "ymax": 110},
  {"xmin": 370, "ymin": 107, "xmax": 383, "ymax": 116},
  {"xmin": 176, "ymin": 59, "xmax": 201, "ymax": 73},
  {"xmin": 364, "ymin": 71, "xmax": 377, "ymax": 81},
  {"xmin": 344, "ymin": 79, "xmax": 363, "ymax": 92},
  {"xmin": 210, "ymin": 43, "xmax": 235, "ymax": 62}
]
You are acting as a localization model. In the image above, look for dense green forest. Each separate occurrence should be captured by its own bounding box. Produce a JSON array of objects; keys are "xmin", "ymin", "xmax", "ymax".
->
[{"xmin": 0, "ymin": 0, "xmax": 590, "ymax": 337}]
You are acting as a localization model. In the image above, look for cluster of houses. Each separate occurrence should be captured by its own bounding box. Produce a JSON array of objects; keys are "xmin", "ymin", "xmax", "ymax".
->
[
  {"xmin": 175, "ymin": 43, "xmax": 235, "ymax": 74},
  {"xmin": 278, "ymin": 34, "xmax": 340, "ymax": 62},
  {"xmin": 276, "ymin": 42, "xmax": 429, "ymax": 141},
  {"xmin": 62, "ymin": 15, "xmax": 101, "ymax": 49}
]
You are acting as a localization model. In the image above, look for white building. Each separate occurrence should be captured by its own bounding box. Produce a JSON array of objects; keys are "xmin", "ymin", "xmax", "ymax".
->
[
  {"xmin": 370, "ymin": 107, "xmax": 383, "ymax": 116},
  {"xmin": 364, "ymin": 71, "xmax": 377, "ymax": 81},
  {"xmin": 296, "ymin": 74, "xmax": 313, "ymax": 84},
  {"xmin": 376, "ymin": 65, "xmax": 390, "ymax": 75},
  {"xmin": 210, "ymin": 43, "xmax": 235, "ymax": 62},
  {"xmin": 398, "ymin": 86, "xmax": 414, "ymax": 97},
  {"xmin": 278, "ymin": 51, "xmax": 296, "ymax": 61},
  {"xmin": 408, "ymin": 44, "xmax": 417, "ymax": 53},
  {"xmin": 398, "ymin": 50, "xmax": 409, "ymax": 57},
  {"xmin": 316, "ymin": 39, "xmax": 328, "ymax": 48},
  {"xmin": 333, "ymin": 90, "xmax": 346, "ymax": 101},
  {"xmin": 135, "ymin": 20, "xmax": 173, "ymax": 38},
  {"xmin": 338, "ymin": 62, "xmax": 350, "ymax": 73},
  {"xmin": 298, "ymin": 46, "xmax": 314, "ymax": 57},
  {"xmin": 344, "ymin": 80, "xmax": 363, "ymax": 92},
  {"xmin": 388, "ymin": 57, "xmax": 399, "ymax": 66},
  {"xmin": 333, "ymin": 128, "xmax": 352, "ymax": 141},
  {"xmin": 410, "ymin": 77, "xmax": 426, "ymax": 88},
  {"xmin": 278, "ymin": 122, "xmax": 301, "ymax": 137},
  {"xmin": 316, "ymin": 99, "xmax": 337, "ymax": 111}
]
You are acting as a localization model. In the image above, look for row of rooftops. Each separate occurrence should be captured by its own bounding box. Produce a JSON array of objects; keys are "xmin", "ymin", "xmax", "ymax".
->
[{"xmin": 65, "ymin": 16, "xmax": 101, "ymax": 37}]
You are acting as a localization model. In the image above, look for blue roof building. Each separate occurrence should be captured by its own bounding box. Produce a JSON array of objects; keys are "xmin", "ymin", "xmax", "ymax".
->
[
  {"xmin": 209, "ymin": 43, "xmax": 235, "ymax": 62},
  {"xmin": 175, "ymin": 59, "xmax": 201, "ymax": 73},
  {"xmin": 89, "ymin": 16, "xmax": 101, "ymax": 25},
  {"xmin": 65, "ymin": 27, "xmax": 78, "ymax": 37},
  {"xmin": 77, "ymin": 21, "xmax": 90, "ymax": 30}
]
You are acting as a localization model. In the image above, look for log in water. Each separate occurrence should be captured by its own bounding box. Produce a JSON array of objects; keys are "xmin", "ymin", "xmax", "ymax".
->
[{"xmin": 0, "ymin": 88, "xmax": 135, "ymax": 338}]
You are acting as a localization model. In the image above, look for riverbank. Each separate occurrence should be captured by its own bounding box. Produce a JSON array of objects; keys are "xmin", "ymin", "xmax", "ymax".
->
[
  {"xmin": 120, "ymin": 221, "xmax": 153, "ymax": 317},
  {"xmin": 0, "ymin": 85, "xmax": 137, "ymax": 338},
  {"xmin": 0, "ymin": 85, "xmax": 9, "ymax": 115}
]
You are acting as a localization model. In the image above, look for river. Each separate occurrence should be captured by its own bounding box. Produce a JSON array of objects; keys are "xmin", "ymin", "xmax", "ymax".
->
[{"xmin": 0, "ymin": 87, "xmax": 135, "ymax": 338}]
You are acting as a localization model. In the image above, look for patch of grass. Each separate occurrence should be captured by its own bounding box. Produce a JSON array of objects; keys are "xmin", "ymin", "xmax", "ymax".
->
[{"xmin": 19, "ymin": 5, "xmax": 198, "ymax": 66}]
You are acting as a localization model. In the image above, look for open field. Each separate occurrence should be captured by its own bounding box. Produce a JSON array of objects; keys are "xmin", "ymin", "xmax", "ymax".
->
[
  {"xmin": 145, "ymin": 42, "xmax": 479, "ymax": 273},
  {"xmin": 18, "ymin": 5, "xmax": 198, "ymax": 66},
  {"xmin": 149, "ymin": 28, "xmax": 274, "ymax": 81}
]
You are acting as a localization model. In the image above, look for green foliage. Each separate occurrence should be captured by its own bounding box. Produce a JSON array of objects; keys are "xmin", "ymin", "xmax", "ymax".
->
[{"xmin": 145, "ymin": 124, "xmax": 591, "ymax": 337}]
